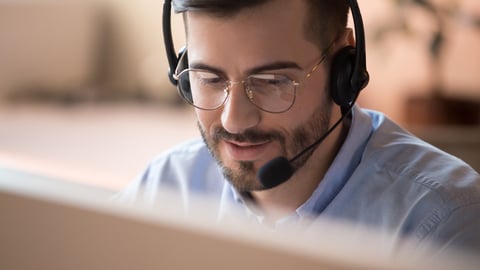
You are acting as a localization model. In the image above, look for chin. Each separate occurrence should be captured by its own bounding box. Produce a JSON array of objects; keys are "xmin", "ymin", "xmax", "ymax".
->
[{"xmin": 220, "ymin": 160, "xmax": 266, "ymax": 192}]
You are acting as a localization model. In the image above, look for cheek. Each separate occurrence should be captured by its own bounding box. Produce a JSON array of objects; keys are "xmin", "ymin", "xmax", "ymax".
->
[
  {"xmin": 292, "ymin": 72, "xmax": 330, "ymax": 114},
  {"xmin": 286, "ymin": 95, "xmax": 323, "ymax": 127},
  {"xmin": 195, "ymin": 109, "xmax": 219, "ymax": 134}
]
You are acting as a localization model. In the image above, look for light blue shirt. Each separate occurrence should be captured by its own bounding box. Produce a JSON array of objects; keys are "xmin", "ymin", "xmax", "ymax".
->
[{"xmin": 118, "ymin": 106, "xmax": 480, "ymax": 252}]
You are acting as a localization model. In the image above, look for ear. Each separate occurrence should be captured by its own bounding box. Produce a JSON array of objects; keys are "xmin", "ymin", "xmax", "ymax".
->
[
  {"xmin": 329, "ymin": 28, "xmax": 355, "ymax": 56},
  {"xmin": 342, "ymin": 28, "xmax": 355, "ymax": 47},
  {"xmin": 339, "ymin": 28, "xmax": 355, "ymax": 48}
]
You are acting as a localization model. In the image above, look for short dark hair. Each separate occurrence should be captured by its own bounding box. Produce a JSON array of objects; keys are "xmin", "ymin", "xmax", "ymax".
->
[{"xmin": 172, "ymin": 0, "xmax": 349, "ymax": 51}]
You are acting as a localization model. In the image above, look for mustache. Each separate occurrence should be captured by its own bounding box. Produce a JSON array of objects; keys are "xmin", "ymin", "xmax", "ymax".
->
[{"xmin": 212, "ymin": 126, "xmax": 283, "ymax": 144}]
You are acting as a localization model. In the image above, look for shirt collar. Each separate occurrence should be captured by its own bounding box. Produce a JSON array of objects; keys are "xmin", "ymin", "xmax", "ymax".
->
[{"xmin": 297, "ymin": 105, "xmax": 374, "ymax": 216}]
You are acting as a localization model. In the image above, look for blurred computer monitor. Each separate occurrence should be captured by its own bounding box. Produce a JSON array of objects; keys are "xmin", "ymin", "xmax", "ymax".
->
[{"xmin": 0, "ymin": 166, "xmax": 476, "ymax": 270}]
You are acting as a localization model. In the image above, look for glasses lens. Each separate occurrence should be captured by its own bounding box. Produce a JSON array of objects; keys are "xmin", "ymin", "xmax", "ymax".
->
[
  {"xmin": 177, "ymin": 70, "xmax": 228, "ymax": 110},
  {"xmin": 176, "ymin": 70, "xmax": 296, "ymax": 113},
  {"xmin": 246, "ymin": 74, "xmax": 296, "ymax": 113}
]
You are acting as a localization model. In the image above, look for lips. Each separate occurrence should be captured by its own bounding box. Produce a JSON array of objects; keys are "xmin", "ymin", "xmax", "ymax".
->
[{"xmin": 223, "ymin": 139, "xmax": 271, "ymax": 161}]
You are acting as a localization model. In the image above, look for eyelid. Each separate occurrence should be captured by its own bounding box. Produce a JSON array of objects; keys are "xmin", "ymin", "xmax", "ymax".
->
[
  {"xmin": 249, "ymin": 72, "xmax": 296, "ymax": 82},
  {"xmin": 190, "ymin": 60, "xmax": 301, "ymax": 79},
  {"xmin": 249, "ymin": 74, "xmax": 279, "ymax": 80},
  {"xmin": 197, "ymin": 70, "xmax": 221, "ymax": 78},
  {"xmin": 188, "ymin": 68, "xmax": 299, "ymax": 84},
  {"xmin": 189, "ymin": 69, "xmax": 227, "ymax": 79},
  {"xmin": 188, "ymin": 62, "xmax": 228, "ymax": 78}
]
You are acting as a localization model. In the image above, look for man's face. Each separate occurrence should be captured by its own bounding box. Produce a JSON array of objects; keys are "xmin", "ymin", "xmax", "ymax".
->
[{"xmin": 185, "ymin": 0, "xmax": 333, "ymax": 192}]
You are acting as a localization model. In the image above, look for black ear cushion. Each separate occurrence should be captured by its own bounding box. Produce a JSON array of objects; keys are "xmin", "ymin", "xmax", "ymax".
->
[
  {"xmin": 169, "ymin": 47, "xmax": 188, "ymax": 86},
  {"xmin": 330, "ymin": 46, "xmax": 357, "ymax": 108},
  {"xmin": 175, "ymin": 49, "xmax": 193, "ymax": 101}
]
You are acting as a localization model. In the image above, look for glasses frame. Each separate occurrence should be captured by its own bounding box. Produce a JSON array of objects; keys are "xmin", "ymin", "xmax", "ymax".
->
[{"xmin": 173, "ymin": 50, "xmax": 329, "ymax": 113}]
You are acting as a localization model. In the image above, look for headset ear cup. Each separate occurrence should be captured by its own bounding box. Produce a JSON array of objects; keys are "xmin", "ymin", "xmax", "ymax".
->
[
  {"xmin": 175, "ymin": 48, "xmax": 193, "ymax": 102},
  {"xmin": 168, "ymin": 46, "xmax": 188, "ymax": 85},
  {"xmin": 176, "ymin": 47, "xmax": 188, "ymax": 73},
  {"xmin": 330, "ymin": 46, "xmax": 357, "ymax": 108}
]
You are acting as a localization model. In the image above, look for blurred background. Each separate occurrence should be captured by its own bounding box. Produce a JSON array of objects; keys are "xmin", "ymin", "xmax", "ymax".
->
[{"xmin": 0, "ymin": 0, "xmax": 479, "ymax": 191}]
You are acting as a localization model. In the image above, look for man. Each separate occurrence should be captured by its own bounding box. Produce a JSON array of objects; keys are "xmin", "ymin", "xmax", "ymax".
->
[{"xmin": 118, "ymin": 0, "xmax": 480, "ymax": 253}]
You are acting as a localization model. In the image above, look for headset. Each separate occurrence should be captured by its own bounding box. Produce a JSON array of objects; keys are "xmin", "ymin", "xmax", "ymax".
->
[{"xmin": 162, "ymin": 0, "xmax": 369, "ymax": 112}]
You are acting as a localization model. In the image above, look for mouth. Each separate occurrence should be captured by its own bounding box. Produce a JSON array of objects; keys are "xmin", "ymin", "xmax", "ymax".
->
[{"xmin": 222, "ymin": 139, "xmax": 272, "ymax": 161}]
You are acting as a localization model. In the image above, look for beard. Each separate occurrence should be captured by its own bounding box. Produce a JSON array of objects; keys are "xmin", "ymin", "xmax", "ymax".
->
[{"xmin": 198, "ymin": 101, "xmax": 332, "ymax": 192}]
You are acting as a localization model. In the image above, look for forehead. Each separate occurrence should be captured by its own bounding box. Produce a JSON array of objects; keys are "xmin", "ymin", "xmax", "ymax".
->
[{"xmin": 183, "ymin": 0, "xmax": 320, "ymax": 74}]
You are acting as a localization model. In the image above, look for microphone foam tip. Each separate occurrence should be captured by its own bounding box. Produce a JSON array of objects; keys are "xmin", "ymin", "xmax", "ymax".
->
[{"xmin": 257, "ymin": 157, "xmax": 294, "ymax": 189}]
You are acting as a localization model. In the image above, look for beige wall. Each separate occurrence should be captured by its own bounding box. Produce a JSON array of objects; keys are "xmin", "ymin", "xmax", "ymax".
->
[
  {"xmin": 0, "ymin": 1, "xmax": 100, "ymax": 95},
  {"xmin": 100, "ymin": 0, "xmax": 186, "ymax": 100}
]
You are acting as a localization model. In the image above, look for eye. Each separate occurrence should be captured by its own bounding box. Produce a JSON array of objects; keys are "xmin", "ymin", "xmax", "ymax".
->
[
  {"xmin": 194, "ymin": 71, "xmax": 224, "ymax": 86},
  {"xmin": 249, "ymin": 74, "xmax": 291, "ymax": 87}
]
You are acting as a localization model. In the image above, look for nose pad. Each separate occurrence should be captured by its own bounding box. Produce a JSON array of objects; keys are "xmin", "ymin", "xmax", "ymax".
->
[{"xmin": 245, "ymin": 85, "xmax": 254, "ymax": 100}]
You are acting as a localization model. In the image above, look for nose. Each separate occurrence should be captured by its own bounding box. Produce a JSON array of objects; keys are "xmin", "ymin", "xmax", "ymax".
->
[{"xmin": 221, "ymin": 82, "xmax": 261, "ymax": 134}]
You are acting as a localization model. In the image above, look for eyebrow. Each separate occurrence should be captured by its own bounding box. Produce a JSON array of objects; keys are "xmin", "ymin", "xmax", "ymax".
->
[{"xmin": 189, "ymin": 61, "xmax": 303, "ymax": 76}]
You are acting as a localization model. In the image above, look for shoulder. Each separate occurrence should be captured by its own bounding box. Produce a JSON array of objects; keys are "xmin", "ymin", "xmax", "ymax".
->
[
  {"xmin": 116, "ymin": 138, "xmax": 225, "ymax": 202},
  {"xmin": 149, "ymin": 138, "xmax": 212, "ymax": 167},
  {"xmin": 344, "ymin": 108, "xmax": 478, "ymax": 189},
  {"xmin": 335, "ymin": 109, "xmax": 480, "ymax": 246},
  {"xmin": 362, "ymin": 109, "xmax": 478, "ymax": 187}
]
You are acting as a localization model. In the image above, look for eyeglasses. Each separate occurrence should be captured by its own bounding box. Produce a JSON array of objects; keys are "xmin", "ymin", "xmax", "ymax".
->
[{"xmin": 173, "ymin": 54, "xmax": 327, "ymax": 113}]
